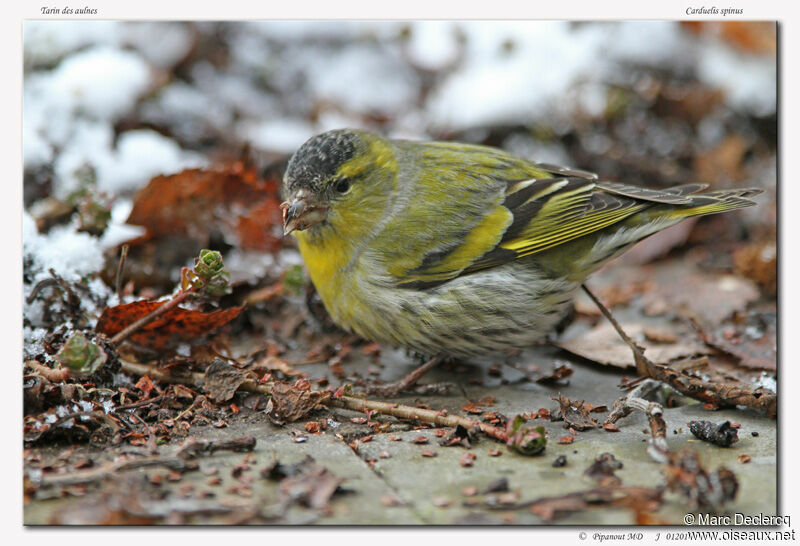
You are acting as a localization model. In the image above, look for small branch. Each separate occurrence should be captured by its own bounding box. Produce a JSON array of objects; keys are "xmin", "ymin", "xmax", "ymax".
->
[
  {"xmin": 25, "ymin": 360, "xmax": 71, "ymax": 382},
  {"xmin": 110, "ymin": 290, "xmax": 193, "ymax": 345},
  {"xmin": 35, "ymin": 454, "xmax": 198, "ymax": 487},
  {"xmin": 328, "ymin": 395, "xmax": 508, "ymax": 443},
  {"xmin": 177, "ymin": 436, "xmax": 257, "ymax": 457},
  {"xmin": 25, "ymin": 278, "xmax": 61, "ymax": 304},
  {"xmin": 119, "ymin": 359, "xmax": 508, "ymax": 443},
  {"xmin": 582, "ymin": 284, "xmax": 776, "ymax": 418},
  {"xmin": 606, "ymin": 379, "xmax": 669, "ymax": 463},
  {"xmin": 581, "ymin": 284, "xmax": 653, "ymax": 377},
  {"xmin": 112, "ymin": 394, "xmax": 165, "ymax": 413}
]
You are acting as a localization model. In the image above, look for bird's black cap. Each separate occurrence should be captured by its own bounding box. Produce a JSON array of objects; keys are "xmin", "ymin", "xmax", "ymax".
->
[{"xmin": 283, "ymin": 129, "xmax": 359, "ymax": 195}]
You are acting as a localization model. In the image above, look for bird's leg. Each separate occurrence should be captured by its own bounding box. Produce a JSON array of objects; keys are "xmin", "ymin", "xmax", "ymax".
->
[{"xmin": 365, "ymin": 356, "xmax": 444, "ymax": 397}]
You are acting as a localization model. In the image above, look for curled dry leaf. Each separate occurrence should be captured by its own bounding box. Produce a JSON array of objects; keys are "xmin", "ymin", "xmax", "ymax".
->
[
  {"xmin": 251, "ymin": 355, "xmax": 304, "ymax": 377},
  {"xmin": 534, "ymin": 364, "xmax": 573, "ymax": 385},
  {"xmin": 269, "ymin": 380, "xmax": 331, "ymax": 422},
  {"xmin": 203, "ymin": 359, "xmax": 250, "ymax": 403},
  {"xmin": 96, "ymin": 300, "xmax": 243, "ymax": 351},
  {"xmin": 126, "ymin": 161, "xmax": 283, "ymax": 253},
  {"xmin": 551, "ymin": 393, "xmax": 599, "ymax": 431}
]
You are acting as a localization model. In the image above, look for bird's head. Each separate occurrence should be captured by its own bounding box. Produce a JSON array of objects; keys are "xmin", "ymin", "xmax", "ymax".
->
[{"xmin": 281, "ymin": 129, "xmax": 397, "ymax": 239}]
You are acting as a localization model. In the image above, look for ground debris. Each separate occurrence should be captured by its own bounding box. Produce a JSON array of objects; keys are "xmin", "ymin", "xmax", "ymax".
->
[
  {"xmin": 551, "ymin": 393, "xmax": 599, "ymax": 431},
  {"xmin": 662, "ymin": 449, "xmax": 738, "ymax": 511},
  {"xmin": 585, "ymin": 453, "xmax": 624, "ymax": 486},
  {"xmin": 557, "ymin": 321, "xmax": 710, "ymax": 369},
  {"xmin": 270, "ymin": 380, "xmax": 331, "ymax": 422},
  {"xmin": 438, "ymin": 424, "xmax": 479, "ymax": 448},
  {"xmin": 51, "ymin": 475, "xmax": 237, "ymax": 525},
  {"xmin": 482, "ymin": 485, "xmax": 664, "ymax": 523},
  {"xmin": 552, "ymin": 455, "xmax": 567, "ymax": 467},
  {"xmin": 203, "ymin": 358, "xmax": 250, "ymax": 403},
  {"xmin": 688, "ymin": 420, "xmax": 739, "ymax": 447},
  {"xmin": 533, "ymin": 363, "xmax": 573, "ymax": 385},
  {"xmin": 96, "ymin": 301, "xmax": 243, "ymax": 352},
  {"xmin": 177, "ymin": 435, "xmax": 257, "ymax": 457},
  {"xmin": 505, "ymin": 415, "xmax": 547, "ymax": 456}
]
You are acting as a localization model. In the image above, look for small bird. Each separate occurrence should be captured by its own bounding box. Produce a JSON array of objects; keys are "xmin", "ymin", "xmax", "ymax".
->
[{"xmin": 281, "ymin": 129, "xmax": 760, "ymax": 358}]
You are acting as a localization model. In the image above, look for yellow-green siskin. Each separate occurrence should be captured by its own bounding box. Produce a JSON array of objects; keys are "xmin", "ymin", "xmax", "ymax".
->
[{"xmin": 281, "ymin": 129, "xmax": 760, "ymax": 358}]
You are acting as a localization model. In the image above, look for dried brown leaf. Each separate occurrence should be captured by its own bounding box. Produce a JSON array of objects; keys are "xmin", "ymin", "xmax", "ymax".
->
[{"xmin": 270, "ymin": 380, "xmax": 331, "ymax": 422}]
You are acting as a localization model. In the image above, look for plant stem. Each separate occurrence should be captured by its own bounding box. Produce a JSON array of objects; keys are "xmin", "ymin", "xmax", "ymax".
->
[{"xmin": 110, "ymin": 289, "xmax": 193, "ymax": 345}]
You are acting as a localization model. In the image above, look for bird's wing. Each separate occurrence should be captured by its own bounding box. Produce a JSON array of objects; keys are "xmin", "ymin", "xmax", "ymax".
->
[{"xmin": 380, "ymin": 148, "xmax": 712, "ymax": 289}]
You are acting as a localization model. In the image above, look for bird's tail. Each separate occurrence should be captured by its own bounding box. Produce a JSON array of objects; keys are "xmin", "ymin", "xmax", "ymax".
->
[{"xmin": 663, "ymin": 186, "xmax": 763, "ymax": 219}]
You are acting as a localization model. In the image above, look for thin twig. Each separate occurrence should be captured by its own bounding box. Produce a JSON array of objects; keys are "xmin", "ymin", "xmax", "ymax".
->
[
  {"xmin": 25, "ymin": 360, "xmax": 71, "ymax": 382},
  {"xmin": 119, "ymin": 359, "xmax": 509, "ymax": 443},
  {"xmin": 177, "ymin": 436, "xmax": 257, "ymax": 457},
  {"xmin": 328, "ymin": 395, "xmax": 508, "ymax": 443},
  {"xmin": 115, "ymin": 244, "xmax": 129, "ymax": 299},
  {"xmin": 35, "ymin": 454, "xmax": 198, "ymax": 487},
  {"xmin": 112, "ymin": 394, "xmax": 165, "ymax": 413},
  {"xmin": 582, "ymin": 284, "xmax": 776, "ymax": 418},
  {"xmin": 605, "ymin": 379, "xmax": 669, "ymax": 463},
  {"xmin": 25, "ymin": 278, "xmax": 60, "ymax": 304},
  {"xmin": 581, "ymin": 284, "xmax": 652, "ymax": 377},
  {"xmin": 110, "ymin": 289, "xmax": 193, "ymax": 345}
]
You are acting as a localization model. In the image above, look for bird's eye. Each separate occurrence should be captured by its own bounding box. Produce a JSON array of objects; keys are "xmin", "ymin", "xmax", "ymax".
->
[{"xmin": 334, "ymin": 178, "xmax": 351, "ymax": 194}]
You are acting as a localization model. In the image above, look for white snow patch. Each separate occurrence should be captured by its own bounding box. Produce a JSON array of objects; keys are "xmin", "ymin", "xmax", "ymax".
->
[
  {"xmin": 242, "ymin": 119, "xmax": 317, "ymax": 154},
  {"xmin": 696, "ymin": 41, "xmax": 776, "ymax": 116},
  {"xmin": 425, "ymin": 22, "xmax": 606, "ymax": 130},
  {"xmin": 101, "ymin": 130, "xmax": 204, "ymax": 195},
  {"xmin": 53, "ymin": 126, "xmax": 204, "ymax": 198},
  {"xmin": 23, "ymin": 215, "xmax": 105, "ymax": 285},
  {"xmin": 122, "ymin": 22, "xmax": 194, "ymax": 68},
  {"xmin": 405, "ymin": 21, "xmax": 461, "ymax": 71},
  {"xmin": 23, "ymin": 21, "xmax": 122, "ymax": 66},
  {"xmin": 24, "ymin": 45, "xmax": 154, "ymax": 169},
  {"xmin": 32, "ymin": 46, "xmax": 152, "ymax": 121},
  {"xmin": 754, "ymin": 372, "xmax": 776, "ymax": 392},
  {"xmin": 301, "ymin": 45, "xmax": 420, "ymax": 114}
]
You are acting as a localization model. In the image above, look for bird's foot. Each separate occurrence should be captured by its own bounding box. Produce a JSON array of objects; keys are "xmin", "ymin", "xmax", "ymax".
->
[{"xmin": 364, "ymin": 356, "xmax": 443, "ymax": 397}]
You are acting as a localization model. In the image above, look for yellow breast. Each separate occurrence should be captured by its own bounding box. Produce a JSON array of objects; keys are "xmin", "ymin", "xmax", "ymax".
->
[{"xmin": 294, "ymin": 231, "xmax": 356, "ymax": 326}]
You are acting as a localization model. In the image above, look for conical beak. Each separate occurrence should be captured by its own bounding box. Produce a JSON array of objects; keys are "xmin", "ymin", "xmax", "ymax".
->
[{"xmin": 281, "ymin": 195, "xmax": 327, "ymax": 235}]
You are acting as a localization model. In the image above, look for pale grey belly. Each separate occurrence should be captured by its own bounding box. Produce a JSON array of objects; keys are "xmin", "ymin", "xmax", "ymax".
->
[{"xmin": 351, "ymin": 262, "xmax": 578, "ymax": 358}]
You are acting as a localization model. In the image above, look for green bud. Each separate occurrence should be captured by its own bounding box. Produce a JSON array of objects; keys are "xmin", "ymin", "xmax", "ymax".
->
[
  {"xmin": 182, "ymin": 249, "xmax": 231, "ymax": 297},
  {"xmin": 56, "ymin": 332, "xmax": 107, "ymax": 377},
  {"xmin": 506, "ymin": 415, "xmax": 546, "ymax": 456}
]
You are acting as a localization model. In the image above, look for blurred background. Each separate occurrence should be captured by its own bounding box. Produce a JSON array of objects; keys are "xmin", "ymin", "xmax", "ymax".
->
[
  {"xmin": 24, "ymin": 21, "xmax": 776, "ymax": 191},
  {"xmin": 23, "ymin": 20, "xmax": 777, "ymax": 345}
]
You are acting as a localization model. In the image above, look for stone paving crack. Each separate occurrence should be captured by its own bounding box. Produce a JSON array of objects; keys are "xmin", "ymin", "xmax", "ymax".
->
[{"xmin": 334, "ymin": 432, "xmax": 429, "ymax": 524}]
